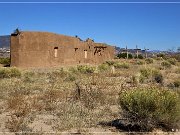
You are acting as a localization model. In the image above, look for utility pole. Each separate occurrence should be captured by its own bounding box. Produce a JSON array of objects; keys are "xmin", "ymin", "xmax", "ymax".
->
[
  {"xmin": 144, "ymin": 47, "xmax": 149, "ymax": 58},
  {"xmin": 134, "ymin": 45, "xmax": 141, "ymax": 59},
  {"xmin": 126, "ymin": 45, "xmax": 128, "ymax": 59},
  {"xmin": 136, "ymin": 45, "xmax": 139, "ymax": 58}
]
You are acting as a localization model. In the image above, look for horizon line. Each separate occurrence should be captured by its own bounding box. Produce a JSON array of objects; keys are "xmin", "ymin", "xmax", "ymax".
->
[{"xmin": 0, "ymin": 1, "xmax": 180, "ymax": 4}]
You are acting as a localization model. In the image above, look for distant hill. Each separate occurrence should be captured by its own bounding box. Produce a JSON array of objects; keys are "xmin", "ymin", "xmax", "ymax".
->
[{"xmin": 0, "ymin": 35, "xmax": 10, "ymax": 48}]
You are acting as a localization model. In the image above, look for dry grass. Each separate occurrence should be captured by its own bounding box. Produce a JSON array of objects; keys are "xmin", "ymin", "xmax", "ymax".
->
[{"xmin": 0, "ymin": 58, "xmax": 179, "ymax": 134}]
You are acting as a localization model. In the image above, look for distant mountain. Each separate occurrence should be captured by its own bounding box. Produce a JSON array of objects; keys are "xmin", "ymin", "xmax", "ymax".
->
[
  {"xmin": 0, "ymin": 35, "xmax": 10, "ymax": 48},
  {"xmin": 147, "ymin": 50, "xmax": 161, "ymax": 53}
]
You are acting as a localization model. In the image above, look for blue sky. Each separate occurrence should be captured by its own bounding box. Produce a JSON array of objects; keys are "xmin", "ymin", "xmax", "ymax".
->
[{"xmin": 0, "ymin": 0, "xmax": 180, "ymax": 51}]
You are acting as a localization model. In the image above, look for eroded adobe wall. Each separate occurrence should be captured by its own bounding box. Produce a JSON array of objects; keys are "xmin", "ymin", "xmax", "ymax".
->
[
  {"xmin": 11, "ymin": 31, "xmax": 114, "ymax": 68},
  {"xmin": 11, "ymin": 34, "xmax": 20, "ymax": 67},
  {"xmin": 11, "ymin": 32, "xmax": 78, "ymax": 67}
]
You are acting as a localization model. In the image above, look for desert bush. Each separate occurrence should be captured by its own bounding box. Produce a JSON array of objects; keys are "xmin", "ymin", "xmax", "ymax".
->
[
  {"xmin": 0, "ymin": 57, "xmax": 10, "ymax": 66},
  {"xmin": 171, "ymin": 53, "xmax": 180, "ymax": 62},
  {"xmin": 52, "ymin": 69, "xmax": 68, "ymax": 78},
  {"xmin": 155, "ymin": 57, "xmax": 164, "ymax": 61},
  {"xmin": 23, "ymin": 71, "xmax": 35, "ymax": 82},
  {"xmin": 140, "ymin": 68, "xmax": 151, "ymax": 78},
  {"xmin": 173, "ymin": 80, "xmax": 180, "ymax": 88},
  {"xmin": 168, "ymin": 81, "xmax": 180, "ymax": 88},
  {"xmin": 114, "ymin": 56, "xmax": 119, "ymax": 59},
  {"xmin": 145, "ymin": 58, "xmax": 154, "ymax": 64},
  {"xmin": 119, "ymin": 88, "xmax": 180, "ymax": 131},
  {"xmin": 157, "ymin": 53, "xmax": 166, "ymax": 59},
  {"xmin": 6, "ymin": 114, "xmax": 31, "ymax": 132},
  {"xmin": 136, "ymin": 60, "xmax": 144, "ymax": 65},
  {"xmin": 167, "ymin": 58, "xmax": 177, "ymax": 65},
  {"xmin": 175, "ymin": 68, "xmax": 180, "ymax": 74},
  {"xmin": 98, "ymin": 63, "xmax": 110, "ymax": 72},
  {"xmin": 152, "ymin": 70, "xmax": 163, "ymax": 84},
  {"xmin": 105, "ymin": 60, "xmax": 116, "ymax": 66},
  {"xmin": 131, "ymin": 75, "xmax": 139, "ymax": 86},
  {"xmin": 80, "ymin": 85, "xmax": 106, "ymax": 109},
  {"xmin": 46, "ymin": 69, "xmax": 68, "ymax": 83},
  {"xmin": 68, "ymin": 66, "xmax": 78, "ymax": 73},
  {"xmin": 117, "ymin": 53, "xmax": 133, "ymax": 59},
  {"xmin": 77, "ymin": 65, "xmax": 95, "ymax": 74},
  {"xmin": 73, "ymin": 83, "xmax": 106, "ymax": 109},
  {"xmin": 64, "ymin": 74, "xmax": 76, "ymax": 82},
  {"xmin": 161, "ymin": 61, "xmax": 171, "ymax": 69},
  {"xmin": 6, "ymin": 92, "xmax": 32, "ymax": 132},
  {"xmin": 113, "ymin": 62, "xmax": 129, "ymax": 69},
  {"xmin": 139, "ymin": 68, "xmax": 163, "ymax": 84},
  {"xmin": 134, "ymin": 54, "xmax": 144, "ymax": 59},
  {"xmin": 41, "ymin": 89, "xmax": 65, "ymax": 111},
  {"xmin": 0, "ymin": 67, "xmax": 21, "ymax": 78}
]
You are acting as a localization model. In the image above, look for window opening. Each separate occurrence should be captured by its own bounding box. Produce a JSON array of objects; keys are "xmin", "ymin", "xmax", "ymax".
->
[{"xmin": 54, "ymin": 47, "xmax": 58, "ymax": 58}]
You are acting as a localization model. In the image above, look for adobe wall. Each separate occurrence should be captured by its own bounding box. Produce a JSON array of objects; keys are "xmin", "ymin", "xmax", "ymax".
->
[{"xmin": 10, "ymin": 31, "xmax": 115, "ymax": 68}]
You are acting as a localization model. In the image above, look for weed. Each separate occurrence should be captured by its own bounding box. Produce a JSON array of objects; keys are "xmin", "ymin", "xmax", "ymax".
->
[
  {"xmin": 105, "ymin": 61, "xmax": 116, "ymax": 66},
  {"xmin": 77, "ymin": 65, "xmax": 95, "ymax": 74},
  {"xmin": 152, "ymin": 70, "xmax": 163, "ymax": 84},
  {"xmin": 136, "ymin": 60, "xmax": 144, "ymax": 65},
  {"xmin": 161, "ymin": 61, "xmax": 171, "ymax": 69},
  {"xmin": 98, "ymin": 63, "xmax": 110, "ymax": 72},
  {"xmin": 114, "ymin": 62, "xmax": 130, "ymax": 69},
  {"xmin": 167, "ymin": 58, "xmax": 177, "ymax": 65},
  {"xmin": 139, "ymin": 68, "xmax": 163, "ymax": 84},
  {"xmin": 64, "ymin": 74, "xmax": 76, "ymax": 82},
  {"xmin": 145, "ymin": 58, "xmax": 154, "ymax": 64},
  {"xmin": 173, "ymin": 80, "xmax": 180, "ymax": 88},
  {"xmin": 0, "ymin": 57, "xmax": 10, "ymax": 66},
  {"xmin": 0, "ymin": 67, "xmax": 21, "ymax": 78}
]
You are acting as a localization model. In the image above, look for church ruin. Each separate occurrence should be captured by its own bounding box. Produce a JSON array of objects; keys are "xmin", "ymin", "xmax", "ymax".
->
[{"xmin": 10, "ymin": 31, "xmax": 115, "ymax": 68}]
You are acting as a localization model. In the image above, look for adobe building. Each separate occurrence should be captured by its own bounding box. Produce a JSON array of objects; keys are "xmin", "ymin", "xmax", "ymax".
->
[{"xmin": 10, "ymin": 31, "xmax": 115, "ymax": 68}]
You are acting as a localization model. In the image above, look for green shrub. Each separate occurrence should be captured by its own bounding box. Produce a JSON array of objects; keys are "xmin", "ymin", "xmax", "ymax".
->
[
  {"xmin": 134, "ymin": 54, "xmax": 144, "ymax": 59},
  {"xmin": 64, "ymin": 74, "xmax": 76, "ymax": 82},
  {"xmin": 139, "ymin": 68, "xmax": 163, "ymax": 84},
  {"xmin": 139, "ymin": 69, "xmax": 150, "ymax": 83},
  {"xmin": 161, "ymin": 61, "xmax": 171, "ymax": 69},
  {"xmin": 77, "ymin": 65, "xmax": 95, "ymax": 74},
  {"xmin": 23, "ymin": 71, "xmax": 35, "ymax": 82},
  {"xmin": 114, "ymin": 62, "xmax": 129, "ymax": 69},
  {"xmin": 68, "ymin": 67, "xmax": 78, "ymax": 73},
  {"xmin": 117, "ymin": 53, "xmax": 133, "ymax": 59},
  {"xmin": 153, "ymin": 70, "xmax": 163, "ymax": 84},
  {"xmin": 157, "ymin": 53, "xmax": 165, "ymax": 58},
  {"xmin": 136, "ymin": 60, "xmax": 144, "ymax": 65},
  {"xmin": 145, "ymin": 58, "xmax": 154, "ymax": 64},
  {"xmin": 0, "ymin": 68, "xmax": 21, "ymax": 78},
  {"xmin": 98, "ymin": 63, "xmax": 110, "ymax": 72},
  {"xmin": 167, "ymin": 58, "xmax": 177, "ymax": 65},
  {"xmin": 140, "ymin": 68, "xmax": 151, "ymax": 78},
  {"xmin": 105, "ymin": 61, "xmax": 116, "ymax": 66},
  {"xmin": 119, "ymin": 88, "xmax": 180, "ymax": 131},
  {"xmin": 0, "ymin": 58, "xmax": 10, "ymax": 66}
]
